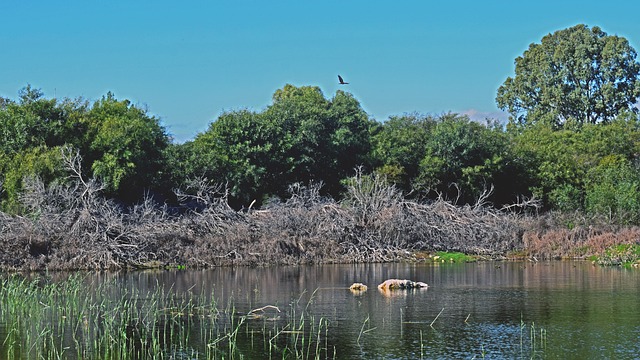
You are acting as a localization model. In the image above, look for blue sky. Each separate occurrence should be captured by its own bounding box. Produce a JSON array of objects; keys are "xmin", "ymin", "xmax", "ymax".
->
[{"xmin": 2, "ymin": 1, "xmax": 640, "ymax": 142}]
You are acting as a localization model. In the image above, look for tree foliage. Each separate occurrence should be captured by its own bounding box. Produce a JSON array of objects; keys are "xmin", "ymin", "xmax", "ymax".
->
[
  {"xmin": 413, "ymin": 114, "xmax": 513, "ymax": 204},
  {"xmin": 497, "ymin": 24, "xmax": 640, "ymax": 128},
  {"xmin": 0, "ymin": 87, "xmax": 169, "ymax": 210},
  {"xmin": 510, "ymin": 118, "xmax": 640, "ymax": 211},
  {"xmin": 189, "ymin": 84, "xmax": 375, "ymax": 206},
  {"xmin": 0, "ymin": 146, "xmax": 66, "ymax": 212},
  {"xmin": 83, "ymin": 92, "xmax": 169, "ymax": 200},
  {"xmin": 585, "ymin": 155, "xmax": 640, "ymax": 224},
  {"xmin": 372, "ymin": 113, "xmax": 436, "ymax": 191}
]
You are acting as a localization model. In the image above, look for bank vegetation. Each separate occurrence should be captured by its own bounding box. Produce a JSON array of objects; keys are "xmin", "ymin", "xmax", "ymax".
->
[
  {"xmin": 3, "ymin": 24, "xmax": 640, "ymax": 270},
  {"xmin": 1, "ymin": 148, "xmax": 637, "ymax": 271}
]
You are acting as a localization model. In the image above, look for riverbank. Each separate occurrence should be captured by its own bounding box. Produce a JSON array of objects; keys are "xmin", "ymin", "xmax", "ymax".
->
[{"xmin": 1, "ymin": 177, "xmax": 639, "ymax": 271}]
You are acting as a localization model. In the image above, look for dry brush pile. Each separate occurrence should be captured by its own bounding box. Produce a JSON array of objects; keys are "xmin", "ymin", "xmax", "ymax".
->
[
  {"xmin": 1, "ymin": 149, "xmax": 625, "ymax": 271},
  {"xmin": 520, "ymin": 211, "xmax": 640, "ymax": 260}
]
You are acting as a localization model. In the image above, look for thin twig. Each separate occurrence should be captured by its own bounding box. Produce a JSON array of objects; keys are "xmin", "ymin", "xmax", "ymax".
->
[{"xmin": 430, "ymin": 307, "xmax": 445, "ymax": 327}]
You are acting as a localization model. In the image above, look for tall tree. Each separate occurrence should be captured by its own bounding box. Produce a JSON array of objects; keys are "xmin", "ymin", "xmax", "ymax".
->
[
  {"xmin": 372, "ymin": 113, "xmax": 436, "ymax": 191},
  {"xmin": 83, "ymin": 92, "xmax": 169, "ymax": 201},
  {"xmin": 191, "ymin": 85, "xmax": 375, "ymax": 206},
  {"xmin": 0, "ymin": 86, "xmax": 89, "ymax": 211},
  {"xmin": 192, "ymin": 109, "xmax": 267, "ymax": 205},
  {"xmin": 414, "ymin": 114, "xmax": 512, "ymax": 205},
  {"xmin": 496, "ymin": 24, "xmax": 640, "ymax": 128}
]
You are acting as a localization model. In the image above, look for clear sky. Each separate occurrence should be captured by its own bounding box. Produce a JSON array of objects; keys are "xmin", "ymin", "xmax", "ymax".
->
[{"xmin": 2, "ymin": 1, "xmax": 640, "ymax": 142}]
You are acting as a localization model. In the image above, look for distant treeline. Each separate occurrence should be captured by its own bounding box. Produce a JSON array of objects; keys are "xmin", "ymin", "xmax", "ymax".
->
[
  {"xmin": 0, "ymin": 83, "xmax": 639, "ymax": 224},
  {"xmin": 2, "ymin": 24, "xmax": 640, "ymax": 224}
]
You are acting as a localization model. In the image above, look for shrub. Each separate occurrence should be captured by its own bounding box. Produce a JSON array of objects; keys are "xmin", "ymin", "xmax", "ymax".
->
[{"xmin": 585, "ymin": 155, "xmax": 640, "ymax": 224}]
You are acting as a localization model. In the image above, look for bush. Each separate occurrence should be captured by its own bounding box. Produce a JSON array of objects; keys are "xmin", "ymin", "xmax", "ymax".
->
[{"xmin": 585, "ymin": 155, "xmax": 640, "ymax": 224}]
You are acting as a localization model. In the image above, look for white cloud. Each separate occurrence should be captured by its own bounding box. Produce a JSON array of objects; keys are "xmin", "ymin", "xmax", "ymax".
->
[{"xmin": 461, "ymin": 109, "xmax": 510, "ymax": 125}]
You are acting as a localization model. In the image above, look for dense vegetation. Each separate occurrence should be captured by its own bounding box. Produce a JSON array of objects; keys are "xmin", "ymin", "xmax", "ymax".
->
[{"xmin": 2, "ymin": 24, "xmax": 640, "ymax": 270}]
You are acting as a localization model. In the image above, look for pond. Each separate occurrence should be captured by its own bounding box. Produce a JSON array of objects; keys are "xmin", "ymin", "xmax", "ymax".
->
[{"xmin": 1, "ymin": 261, "xmax": 639, "ymax": 359}]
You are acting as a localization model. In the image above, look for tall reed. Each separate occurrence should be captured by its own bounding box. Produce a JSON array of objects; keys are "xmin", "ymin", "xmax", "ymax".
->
[{"xmin": 0, "ymin": 274, "xmax": 334, "ymax": 359}]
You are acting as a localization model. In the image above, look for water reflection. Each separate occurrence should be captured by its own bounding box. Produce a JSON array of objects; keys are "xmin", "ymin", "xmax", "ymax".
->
[
  {"xmin": 3, "ymin": 261, "xmax": 640, "ymax": 359},
  {"xmin": 107, "ymin": 262, "xmax": 640, "ymax": 358}
]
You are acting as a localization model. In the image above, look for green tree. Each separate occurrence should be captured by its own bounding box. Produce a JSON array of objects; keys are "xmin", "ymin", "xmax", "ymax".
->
[
  {"xmin": 414, "ymin": 114, "xmax": 513, "ymax": 205},
  {"xmin": 262, "ymin": 85, "xmax": 330, "ymax": 195},
  {"xmin": 511, "ymin": 125, "xmax": 585, "ymax": 211},
  {"xmin": 0, "ymin": 96, "xmax": 11, "ymax": 110},
  {"xmin": 192, "ymin": 109, "xmax": 267, "ymax": 205},
  {"xmin": 190, "ymin": 85, "xmax": 375, "ymax": 206},
  {"xmin": 497, "ymin": 24, "xmax": 640, "ymax": 128},
  {"xmin": 585, "ymin": 155, "xmax": 640, "ymax": 224},
  {"xmin": 0, "ymin": 85, "xmax": 90, "ymax": 154},
  {"xmin": 83, "ymin": 92, "xmax": 169, "ymax": 201},
  {"xmin": 0, "ymin": 86, "xmax": 89, "ymax": 211},
  {"xmin": 372, "ymin": 113, "xmax": 436, "ymax": 191},
  {"xmin": 324, "ymin": 89, "xmax": 377, "ymax": 193},
  {"xmin": 510, "ymin": 116, "xmax": 640, "ymax": 211},
  {"xmin": 0, "ymin": 146, "xmax": 66, "ymax": 212},
  {"xmin": 0, "ymin": 85, "xmax": 72, "ymax": 153},
  {"xmin": 0, "ymin": 87, "xmax": 170, "ymax": 207}
]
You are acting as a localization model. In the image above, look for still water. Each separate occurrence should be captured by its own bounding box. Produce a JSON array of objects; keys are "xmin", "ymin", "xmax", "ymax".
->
[
  {"xmin": 3, "ymin": 261, "xmax": 640, "ymax": 359},
  {"xmin": 95, "ymin": 261, "xmax": 640, "ymax": 359}
]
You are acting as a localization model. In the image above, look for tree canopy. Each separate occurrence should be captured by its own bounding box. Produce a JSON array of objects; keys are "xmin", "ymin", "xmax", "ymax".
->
[
  {"xmin": 0, "ymin": 87, "xmax": 169, "ymax": 209},
  {"xmin": 83, "ymin": 92, "xmax": 169, "ymax": 199},
  {"xmin": 496, "ymin": 24, "xmax": 640, "ymax": 128},
  {"xmin": 187, "ymin": 84, "xmax": 376, "ymax": 206}
]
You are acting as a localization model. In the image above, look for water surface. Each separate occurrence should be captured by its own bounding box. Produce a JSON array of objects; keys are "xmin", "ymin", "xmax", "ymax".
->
[
  {"xmin": 3, "ymin": 261, "xmax": 640, "ymax": 359},
  {"xmin": 100, "ymin": 261, "xmax": 640, "ymax": 358}
]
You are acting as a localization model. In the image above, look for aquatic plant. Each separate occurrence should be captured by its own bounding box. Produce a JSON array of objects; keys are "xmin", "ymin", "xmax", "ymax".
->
[{"xmin": 0, "ymin": 274, "xmax": 335, "ymax": 359}]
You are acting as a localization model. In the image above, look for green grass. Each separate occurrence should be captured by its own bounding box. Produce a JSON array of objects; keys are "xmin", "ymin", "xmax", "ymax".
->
[
  {"xmin": 593, "ymin": 244, "xmax": 640, "ymax": 268},
  {"xmin": 0, "ymin": 274, "xmax": 334, "ymax": 359},
  {"xmin": 433, "ymin": 251, "xmax": 477, "ymax": 263}
]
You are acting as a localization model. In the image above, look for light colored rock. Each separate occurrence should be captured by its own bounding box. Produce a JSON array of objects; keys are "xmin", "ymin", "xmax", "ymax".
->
[
  {"xmin": 349, "ymin": 283, "xmax": 368, "ymax": 292},
  {"xmin": 377, "ymin": 279, "xmax": 429, "ymax": 291}
]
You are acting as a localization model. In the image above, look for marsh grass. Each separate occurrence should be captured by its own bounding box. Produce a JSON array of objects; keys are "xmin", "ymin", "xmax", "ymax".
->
[
  {"xmin": 433, "ymin": 251, "xmax": 477, "ymax": 263},
  {"xmin": 520, "ymin": 318, "xmax": 547, "ymax": 359},
  {"xmin": 0, "ymin": 274, "xmax": 334, "ymax": 359},
  {"xmin": 594, "ymin": 244, "xmax": 640, "ymax": 267}
]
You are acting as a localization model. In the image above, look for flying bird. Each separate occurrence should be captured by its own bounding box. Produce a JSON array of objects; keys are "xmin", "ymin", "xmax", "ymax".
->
[{"xmin": 338, "ymin": 75, "xmax": 349, "ymax": 85}]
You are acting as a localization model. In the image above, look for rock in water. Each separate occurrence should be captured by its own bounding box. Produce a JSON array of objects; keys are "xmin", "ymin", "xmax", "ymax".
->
[
  {"xmin": 349, "ymin": 283, "xmax": 368, "ymax": 292},
  {"xmin": 377, "ymin": 279, "xmax": 429, "ymax": 291}
]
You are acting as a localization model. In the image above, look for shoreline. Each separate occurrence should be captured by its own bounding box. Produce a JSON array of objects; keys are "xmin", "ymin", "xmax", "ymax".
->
[{"xmin": 2, "ymin": 175, "xmax": 639, "ymax": 272}]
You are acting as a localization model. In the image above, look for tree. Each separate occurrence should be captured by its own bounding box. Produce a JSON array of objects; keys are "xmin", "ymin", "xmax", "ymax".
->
[
  {"xmin": 510, "ymin": 115, "xmax": 640, "ymax": 211},
  {"xmin": 190, "ymin": 85, "xmax": 375, "ymax": 207},
  {"xmin": 0, "ymin": 96, "xmax": 11, "ymax": 110},
  {"xmin": 497, "ymin": 24, "xmax": 640, "ymax": 128},
  {"xmin": 0, "ymin": 146, "xmax": 66, "ymax": 212},
  {"xmin": 585, "ymin": 155, "xmax": 640, "ymax": 224},
  {"xmin": 262, "ymin": 85, "xmax": 330, "ymax": 195},
  {"xmin": 324, "ymin": 90, "xmax": 377, "ymax": 193},
  {"xmin": 0, "ymin": 86, "xmax": 89, "ymax": 211},
  {"xmin": 414, "ymin": 114, "xmax": 513, "ymax": 205},
  {"xmin": 83, "ymin": 92, "xmax": 169, "ymax": 201},
  {"xmin": 372, "ymin": 113, "xmax": 436, "ymax": 191},
  {"xmin": 192, "ymin": 109, "xmax": 267, "ymax": 206}
]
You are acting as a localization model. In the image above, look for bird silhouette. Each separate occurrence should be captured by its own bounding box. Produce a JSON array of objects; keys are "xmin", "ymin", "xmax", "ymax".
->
[{"xmin": 338, "ymin": 75, "xmax": 349, "ymax": 85}]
